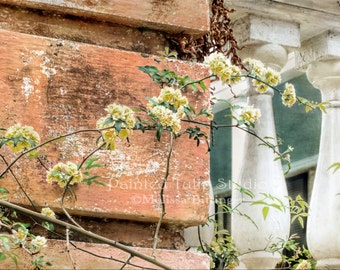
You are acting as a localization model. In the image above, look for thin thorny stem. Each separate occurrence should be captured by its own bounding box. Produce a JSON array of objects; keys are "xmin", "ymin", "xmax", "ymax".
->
[
  {"xmin": 60, "ymin": 143, "xmax": 106, "ymax": 229},
  {"xmin": 120, "ymin": 254, "xmax": 133, "ymax": 270},
  {"xmin": 0, "ymin": 154, "xmax": 37, "ymax": 211},
  {"xmin": 66, "ymin": 228, "xmax": 77, "ymax": 270},
  {"xmin": 152, "ymin": 132, "xmax": 174, "ymax": 257},
  {"xmin": 197, "ymin": 225, "xmax": 205, "ymax": 252}
]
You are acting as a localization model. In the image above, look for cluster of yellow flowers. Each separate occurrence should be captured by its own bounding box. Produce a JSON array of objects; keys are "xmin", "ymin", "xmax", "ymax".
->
[
  {"xmin": 4, "ymin": 123, "xmax": 40, "ymax": 152},
  {"xmin": 46, "ymin": 161, "xmax": 83, "ymax": 188},
  {"xmin": 243, "ymin": 58, "xmax": 281, "ymax": 93},
  {"xmin": 149, "ymin": 106, "xmax": 181, "ymax": 133},
  {"xmin": 204, "ymin": 52, "xmax": 242, "ymax": 85},
  {"xmin": 157, "ymin": 86, "xmax": 189, "ymax": 111},
  {"xmin": 204, "ymin": 53, "xmax": 298, "ymax": 125},
  {"xmin": 282, "ymin": 83, "xmax": 297, "ymax": 107},
  {"xmin": 96, "ymin": 104, "xmax": 136, "ymax": 150},
  {"xmin": 147, "ymin": 86, "xmax": 189, "ymax": 134},
  {"xmin": 239, "ymin": 105, "xmax": 261, "ymax": 125}
]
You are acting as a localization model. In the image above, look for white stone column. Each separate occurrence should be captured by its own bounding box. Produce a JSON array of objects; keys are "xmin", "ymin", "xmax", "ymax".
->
[
  {"xmin": 302, "ymin": 32, "xmax": 340, "ymax": 269},
  {"xmin": 231, "ymin": 44, "xmax": 290, "ymax": 269},
  {"xmin": 230, "ymin": 16, "xmax": 299, "ymax": 269},
  {"xmin": 231, "ymin": 15, "xmax": 300, "ymax": 183}
]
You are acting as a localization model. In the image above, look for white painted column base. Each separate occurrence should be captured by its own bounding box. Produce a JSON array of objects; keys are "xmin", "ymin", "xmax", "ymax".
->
[
  {"xmin": 316, "ymin": 259, "xmax": 340, "ymax": 270},
  {"xmin": 238, "ymin": 251, "xmax": 281, "ymax": 270}
]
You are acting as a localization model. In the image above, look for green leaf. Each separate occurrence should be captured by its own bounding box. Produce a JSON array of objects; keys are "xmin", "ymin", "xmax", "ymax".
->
[
  {"xmin": 328, "ymin": 162, "xmax": 340, "ymax": 174},
  {"xmin": 262, "ymin": 206, "xmax": 269, "ymax": 220},
  {"xmin": 115, "ymin": 121, "xmax": 122, "ymax": 133},
  {"xmin": 0, "ymin": 138, "xmax": 9, "ymax": 149},
  {"xmin": 298, "ymin": 216, "xmax": 304, "ymax": 228},
  {"xmin": 0, "ymin": 187, "xmax": 9, "ymax": 194},
  {"xmin": 42, "ymin": 221, "xmax": 55, "ymax": 231},
  {"xmin": 103, "ymin": 116, "xmax": 114, "ymax": 127},
  {"xmin": 196, "ymin": 137, "xmax": 200, "ymax": 147},
  {"xmin": 146, "ymin": 97, "xmax": 159, "ymax": 106},
  {"xmin": 0, "ymin": 252, "xmax": 6, "ymax": 261},
  {"xmin": 240, "ymin": 186, "xmax": 255, "ymax": 199},
  {"xmin": 189, "ymin": 83, "xmax": 197, "ymax": 92},
  {"xmin": 1, "ymin": 216, "xmax": 11, "ymax": 224},
  {"xmin": 82, "ymin": 174, "xmax": 100, "ymax": 186},
  {"xmin": 92, "ymin": 179, "xmax": 106, "ymax": 186},
  {"xmin": 156, "ymin": 126, "xmax": 163, "ymax": 141},
  {"xmin": 84, "ymin": 157, "xmax": 104, "ymax": 170},
  {"xmin": 0, "ymin": 236, "xmax": 11, "ymax": 251},
  {"xmin": 138, "ymin": 65, "xmax": 159, "ymax": 75},
  {"xmin": 27, "ymin": 138, "xmax": 37, "ymax": 148},
  {"xmin": 9, "ymin": 253, "xmax": 18, "ymax": 266},
  {"xmin": 0, "ymin": 187, "xmax": 9, "ymax": 199},
  {"xmin": 319, "ymin": 103, "xmax": 327, "ymax": 113},
  {"xmin": 82, "ymin": 172, "xmax": 106, "ymax": 186},
  {"xmin": 268, "ymin": 203, "xmax": 284, "ymax": 212},
  {"xmin": 199, "ymin": 80, "xmax": 207, "ymax": 91}
]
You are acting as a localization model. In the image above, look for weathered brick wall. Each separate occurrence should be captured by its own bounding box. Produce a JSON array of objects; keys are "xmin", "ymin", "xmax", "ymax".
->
[{"xmin": 0, "ymin": 1, "xmax": 211, "ymax": 268}]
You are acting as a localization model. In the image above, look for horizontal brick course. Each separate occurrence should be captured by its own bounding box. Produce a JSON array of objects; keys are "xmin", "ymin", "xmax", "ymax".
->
[
  {"xmin": 0, "ymin": 239, "xmax": 210, "ymax": 269},
  {"xmin": 0, "ymin": 0, "xmax": 210, "ymax": 35}
]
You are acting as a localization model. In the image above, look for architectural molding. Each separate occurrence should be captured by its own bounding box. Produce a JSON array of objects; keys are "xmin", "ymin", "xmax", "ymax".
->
[
  {"xmin": 226, "ymin": 0, "xmax": 340, "ymax": 41},
  {"xmin": 233, "ymin": 15, "xmax": 300, "ymax": 48},
  {"xmin": 296, "ymin": 31, "xmax": 340, "ymax": 70}
]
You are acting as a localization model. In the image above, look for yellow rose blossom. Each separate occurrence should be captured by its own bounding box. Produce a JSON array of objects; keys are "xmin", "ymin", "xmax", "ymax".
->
[
  {"xmin": 264, "ymin": 67, "xmax": 281, "ymax": 86},
  {"xmin": 229, "ymin": 66, "xmax": 242, "ymax": 84},
  {"xmin": 103, "ymin": 104, "xmax": 135, "ymax": 128},
  {"xmin": 97, "ymin": 104, "xmax": 135, "ymax": 150},
  {"xmin": 31, "ymin": 236, "xmax": 47, "ymax": 249},
  {"xmin": 118, "ymin": 129, "xmax": 132, "ymax": 140},
  {"xmin": 149, "ymin": 105, "xmax": 181, "ymax": 134},
  {"xmin": 240, "ymin": 105, "xmax": 261, "ymax": 124},
  {"xmin": 146, "ymin": 86, "xmax": 193, "ymax": 134},
  {"xmin": 176, "ymin": 106, "xmax": 186, "ymax": 119},
  {"xmin": 244, "ymin": 58, "xmax": 281, "ymax": 92},
  {"xmin": 253, "ymin": 80, "xmax": 269, "ymax": 93},
  {"xmin": 41, "ymin": 207, "xmax": 56, "ymax": 219},
  {"xmin": 46, "ymin": 161, "xmax": 83, "ymax": 188},
  {"xmin": 205, "ymin": 52, "xmax": 242, "ymax": 85},
  {"xmin": 13, "ymin": 227, "xmax": 28, "ymax": 242},
  {"xmin": 5, "ymin": 124, "xmax": 40, "ymax": 153},
  {"xmin": 102, "ymin": 128, "xmax": 117, "ymax": 150},
  {"xmin": 158, "ymin": 86, "xmax": 189, "ymax": 110},
  {"xmin": 282, "ymin": 83, "xmax": 297, "ymax": 107},
  {"xmin": 243, "ymin": 58, "xmax": 265, "ymax": 76},
  {"xmin": 296, "ymin": 260, "xmax": 312, "ymax": 270},
  {"xmin": 204, "ymin": 52, "xmax": 227, "ymax": 75}
]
